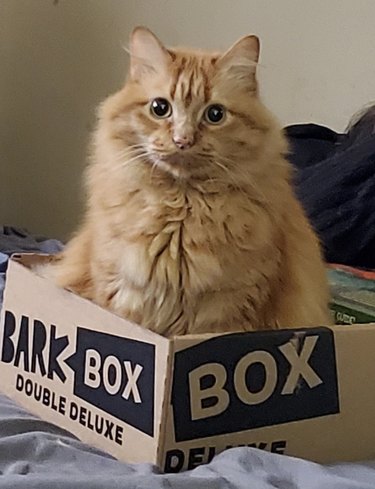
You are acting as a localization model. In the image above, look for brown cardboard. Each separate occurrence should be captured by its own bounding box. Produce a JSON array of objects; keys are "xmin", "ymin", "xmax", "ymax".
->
[
  {"xmin": 1, "ymin": 255, "xmax": 375, "ymax": 472},
  {"xmin": 0, "ymin": 256, "xmax": 171, "ymax": 464},
  {"xmin": 162, "ymin": 328, "xmax": 375, "ymax": 471}
]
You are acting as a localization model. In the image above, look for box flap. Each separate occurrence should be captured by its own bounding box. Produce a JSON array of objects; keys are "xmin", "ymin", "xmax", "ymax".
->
[{"xmin": 0, "ymin": 256, "xmax": 171, "ymax": 464}]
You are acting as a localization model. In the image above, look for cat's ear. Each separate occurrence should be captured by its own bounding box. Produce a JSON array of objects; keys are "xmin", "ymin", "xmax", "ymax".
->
[
  {"xmin": 129, "ymin": 26, "xmax": 171, "ymax": 80},
  {"xmin": 217, "ymin": 35, "xmax": 260, "ymax": 79}
]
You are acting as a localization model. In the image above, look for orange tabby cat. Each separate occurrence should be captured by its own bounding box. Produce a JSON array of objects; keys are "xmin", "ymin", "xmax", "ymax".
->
[{"xmin": 41, "ymin": 26, "xmax": 332, "ymax": 336}]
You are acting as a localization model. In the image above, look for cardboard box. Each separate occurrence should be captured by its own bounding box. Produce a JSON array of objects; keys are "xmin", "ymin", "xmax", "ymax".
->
[{"xmin": 1, "ymin": 255, "xmax": 375, "ymax": 472}]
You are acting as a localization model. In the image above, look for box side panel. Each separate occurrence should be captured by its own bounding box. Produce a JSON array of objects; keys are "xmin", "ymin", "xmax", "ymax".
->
[
  {"xmin": 160, "ymin": 326, "xmax": 375, "ymax": 472},
  {"xmin": 0, "ymin": 259, "xmax": 170, "ymax": 465},
  {"xmin": 155, "ymin": 339, "xmax": 174, "ymax": 469}
]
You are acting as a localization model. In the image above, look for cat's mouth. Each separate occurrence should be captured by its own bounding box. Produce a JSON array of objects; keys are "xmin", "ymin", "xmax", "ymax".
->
[
  {"xmin": 159, "ymin": 153, "xmax": 192, "ymax": 166},
  {"xmin": 151, "ymin": 151, "xmax": 199, "ymax": 176}
]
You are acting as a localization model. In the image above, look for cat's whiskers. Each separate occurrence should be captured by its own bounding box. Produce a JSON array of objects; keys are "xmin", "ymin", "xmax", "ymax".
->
[
  {"xmin": 115, "ymin": 142, "xmax": 146, "ymax": 154},
  {"xmin": 120, "ymin": 152, "xmax": 149, "ymax": 167},
  {"xmin": 208, "ymin": 158, "xmax": 244, "ymax": 195},
  {"xmin": 210, "ymin": 158, "xmax": 254, "ymax": 200},
  {"xmin": 115, "ymin": 145, "xmax": 146, "ymax": 160},
  {"xmin": 109, "ymin": 150, "xmax": 150, "ymax": 174},
  {"xmin": 214, "ymin": 155, "xmax": 267, "ymax": 203},
  {"xmin": 150, "ymin": 160, "xmax": 160, "ymax": 180}
]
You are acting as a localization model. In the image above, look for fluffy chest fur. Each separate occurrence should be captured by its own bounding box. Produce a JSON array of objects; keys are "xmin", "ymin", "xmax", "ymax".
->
[{"xmin": 90, "ymin": 177, "xmax": 282, "ymax": 335}]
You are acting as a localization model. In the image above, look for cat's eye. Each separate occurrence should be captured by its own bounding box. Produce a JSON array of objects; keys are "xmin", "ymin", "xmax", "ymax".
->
[
  {"xmin": 204, "ymin": 104, "xmax": 226, "ymax": 125},
  {"xmin": 150, "ymin": 98, "xmax": 172, "ymax": 119}
]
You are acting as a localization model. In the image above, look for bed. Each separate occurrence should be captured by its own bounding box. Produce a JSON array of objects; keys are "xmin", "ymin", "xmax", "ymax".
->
[
  {"xmin": 0, "ymin": 394, "xmax": 375, "ymax": 489},
  {"xmin": 3, "ymin": 109, "xmax": 375, "ymax": 487},
  {"xmin": 0, "ymin": 227, "xmax": 375, "ymax": 488}
]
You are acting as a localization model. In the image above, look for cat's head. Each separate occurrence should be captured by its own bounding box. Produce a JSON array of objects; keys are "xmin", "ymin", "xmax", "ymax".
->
[{"xmin": 99, "ymin": 27, "xmax": 285, "ymax": 182}]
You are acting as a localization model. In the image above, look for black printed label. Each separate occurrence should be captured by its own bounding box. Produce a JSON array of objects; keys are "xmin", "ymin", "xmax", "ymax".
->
[
  {"xmin": 172, "ymin": 328, "xmax": 339, "ymax": 442},
  {"xmin": 0, "ymin": 311, "xmax": 156, "ymax": 437},
  {"xmin": 67, "ymin": 328, "xmax": 155, "ymax": 436}
]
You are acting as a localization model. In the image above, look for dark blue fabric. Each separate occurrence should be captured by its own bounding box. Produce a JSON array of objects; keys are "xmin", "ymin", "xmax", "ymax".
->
[
  {"xmin": 286, "ymin": 125, "xmax": 375, "ymax": 269},
  {"xmin": 285, "ymin": 124, "xmax": 342, "ymax": 168}
]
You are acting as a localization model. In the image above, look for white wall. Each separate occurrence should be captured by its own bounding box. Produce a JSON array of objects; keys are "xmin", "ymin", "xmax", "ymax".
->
[{"xmin": 1, "ymin": 0, "xmax": 375, "ymax": 238}]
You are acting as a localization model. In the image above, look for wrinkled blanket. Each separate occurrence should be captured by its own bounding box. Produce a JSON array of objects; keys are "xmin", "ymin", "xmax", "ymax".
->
[
  {"xmin": 0, "ymin": 391, "xmax": 372, "ymax": 488},
  {"xmin": 0, "ymin": 226, "xmax": 63, "ymax": 309}
]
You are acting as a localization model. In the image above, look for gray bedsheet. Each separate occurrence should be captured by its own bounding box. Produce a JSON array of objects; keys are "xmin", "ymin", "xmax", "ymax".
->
[
  {"xmin": 1, "ymin": 227, "xmax": 375, "ymax": 487},
  {"xmin": 0, "ymin": 391, "xmax": 374, "ymax": 488},
  {"xmin": 0, "ymin": 226, "xmax": 63, "ymax": 309}
]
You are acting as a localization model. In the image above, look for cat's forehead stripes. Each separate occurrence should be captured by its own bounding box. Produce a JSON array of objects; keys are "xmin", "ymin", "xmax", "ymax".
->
[{"xmin": 169, "ymin": 52, "xmax": 214, "ymax": 107}]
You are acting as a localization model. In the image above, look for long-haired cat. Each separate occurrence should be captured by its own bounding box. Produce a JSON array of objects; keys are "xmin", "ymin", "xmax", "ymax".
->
[{"xmin": 41, "ymin": 26, "xmax": 332, "ymax": 336}]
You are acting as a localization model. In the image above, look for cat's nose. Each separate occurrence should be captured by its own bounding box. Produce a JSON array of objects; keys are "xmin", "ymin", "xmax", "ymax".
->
[{"xmin": 173, "ymin": 134, "xmax": 195, "ymax": 150}]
